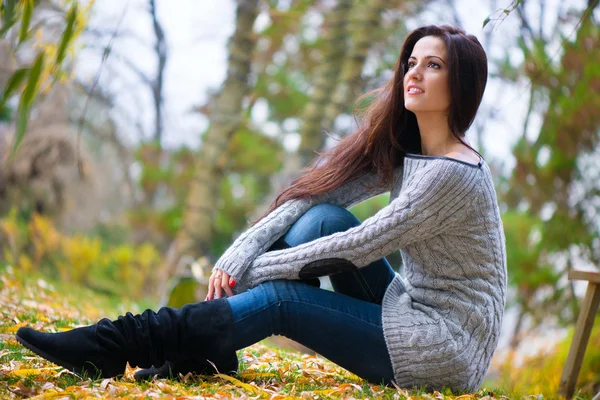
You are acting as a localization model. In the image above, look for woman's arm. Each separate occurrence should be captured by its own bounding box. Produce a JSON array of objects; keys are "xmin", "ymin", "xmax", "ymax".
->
[
  {"xmin": 214, "ymin": 169, "xmax": 396, "ymax": 282},
  {"xmin": 239, "ymin": 160, "xmax": 481, "ymax": 289}
]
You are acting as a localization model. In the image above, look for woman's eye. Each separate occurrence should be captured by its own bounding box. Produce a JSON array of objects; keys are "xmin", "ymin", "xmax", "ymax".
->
[
  {"xmin": 428, "ymin": 62, "xmax": 440, "ymax": 69},
  {"xmin": 407, "ymin": 62, "xmax": 415, "ymax": 69}
]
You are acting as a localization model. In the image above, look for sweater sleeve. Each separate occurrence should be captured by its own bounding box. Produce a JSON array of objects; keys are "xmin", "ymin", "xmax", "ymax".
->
[
  {"xmin": 213, "ymin": 170, "xmax": 393, "ymax": 280},
  {"xmin": 243, "ymin": 160, "xmax": 481, "ymax": 287}
]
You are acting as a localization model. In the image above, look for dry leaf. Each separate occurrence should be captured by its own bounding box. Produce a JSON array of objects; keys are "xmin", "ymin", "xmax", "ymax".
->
[
  {"xmin": 8, "ymin": 381, "xmax": 39, "ymax": 397},
  {"xmin": 215, "ymin": 373, "xmax": 265, "ymax": 395},
  {"xmin": 11, "ymin": 367, "xmax": 58, "ymax": 378}
]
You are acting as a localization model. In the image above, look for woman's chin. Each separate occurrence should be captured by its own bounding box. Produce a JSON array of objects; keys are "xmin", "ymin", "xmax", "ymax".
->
[{"xmin": 404, "ymin": 103, "xmax": 422, "ymax": 113}]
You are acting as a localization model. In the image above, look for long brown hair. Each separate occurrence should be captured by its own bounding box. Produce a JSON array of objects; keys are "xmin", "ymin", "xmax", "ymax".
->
[{"xmin": 255, "ymin": 25, "xmax": 488, "ymax": 223}]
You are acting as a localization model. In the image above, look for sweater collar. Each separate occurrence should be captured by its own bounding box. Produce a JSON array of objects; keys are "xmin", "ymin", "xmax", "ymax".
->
[{"xmin": 404, "ymin": 152, "xmax": 483, "ymax": 169}]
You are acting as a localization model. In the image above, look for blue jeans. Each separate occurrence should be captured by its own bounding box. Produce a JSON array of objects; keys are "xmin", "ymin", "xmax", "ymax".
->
[{"xmin": 227, "ymin": 204, "xmax": 397, "ymax": 384}]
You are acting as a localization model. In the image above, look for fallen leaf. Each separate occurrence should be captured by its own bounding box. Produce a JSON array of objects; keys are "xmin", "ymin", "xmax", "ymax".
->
[
  {"xmin": 215, "ymin": 374, "xmax": 264, "ymax": 395},
  {"xmin": 238, "ymin": 371, "xmax": 278, "ymax": 380},
  {"xmin": 7, "ymin": 381, "xmax": 38, "ymax": 397},
  {"xmin": 6, "ymin": 322, "xmax": 27, "ymax": 333},
  {"xmin": 11, "ymin": 367, "xmax": 59, "ymax": 378},
  {"xmin": 100, "ymin": 378, "xmax": 112, "ymax": 390}
]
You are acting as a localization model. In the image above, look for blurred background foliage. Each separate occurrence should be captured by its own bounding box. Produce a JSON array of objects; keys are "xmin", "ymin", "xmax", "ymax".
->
[
  {"xmin": 0, "ymin": 0, "xmax": 599, "ymax": 395},
  {"xmin": 489, "ymin": 316, "xmax": 600, "ymax": 398}
]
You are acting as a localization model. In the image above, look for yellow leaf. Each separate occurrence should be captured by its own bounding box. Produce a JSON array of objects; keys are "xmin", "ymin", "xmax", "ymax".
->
[
  {"xmin": 38, "ymin": 315, "xmax": 50, "ymax": 323},
  {"xmin": 29, "ymin": 390, "xmax": 66, "ymax": 400},
  {"xmin": 238, "ymin": 371, "xmax": 278, "ymax": 380},
  {"xmin": 214, "ymin": 373, "xmax": 263, "ymax": 394},
  {"xmin": 11, "ymin": 367, "xmax": 59, "ymax": 378},
  {"xmin": 311, "ymin": 388, "xmax": 337, "ymax": 396},
  {"xmin": 6, "ymin": 322, "xmax": 27, "ymax": 333}
]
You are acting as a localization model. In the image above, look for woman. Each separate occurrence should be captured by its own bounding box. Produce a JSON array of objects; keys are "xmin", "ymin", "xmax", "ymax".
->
[{"xmin": 16, "ymin": 25, "xmax": 506, "ymax": 393}]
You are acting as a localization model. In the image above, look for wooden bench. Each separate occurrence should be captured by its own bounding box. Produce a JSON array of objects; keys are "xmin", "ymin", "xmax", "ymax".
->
[{"xmin": 559, "ymin": 270, "xmax": 600, "ymax": 400}]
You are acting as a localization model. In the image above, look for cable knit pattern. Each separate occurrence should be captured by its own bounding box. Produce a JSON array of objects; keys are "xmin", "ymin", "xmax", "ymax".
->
[
  {"xmin": 219, "ymin": 154, "xmax": 507, "ymax": 392},
  {"xmin": 213, "ymin": 170, "xmax": 394, "ymax": 281}
]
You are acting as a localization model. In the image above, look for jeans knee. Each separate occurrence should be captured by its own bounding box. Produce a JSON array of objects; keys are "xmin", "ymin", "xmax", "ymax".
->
[
  {"xmin": 303, "ymin": 204, "xmax": 361, "ymax": 235},
  {"xmin": 255, "ymin": 280, "xmax": 287, "ymax": 306},
  {"xmin": 283, "ymin": 204, "xmax": 360, "ymax": 247}
]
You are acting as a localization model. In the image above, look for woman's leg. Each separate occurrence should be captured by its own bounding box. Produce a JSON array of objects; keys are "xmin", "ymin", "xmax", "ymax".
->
[
  {"xmin": 133, "ymin": 204, "xmax": 397, "ymax": 381},
  {"xmin": 227, "ymin": 279, "xmax": 395, "ymax": 385},
  {"xmin": 269, "ymin": 203, "xmax": 396, "ymax": 304}
]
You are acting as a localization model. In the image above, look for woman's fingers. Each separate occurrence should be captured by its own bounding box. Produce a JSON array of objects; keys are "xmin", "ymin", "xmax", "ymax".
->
[
  {"xmin": 206, "ymin": 268, "xmax": 235, "ymax": 300},
  {"xmin": 214, "ymin": 271, "xmax": 223, "ymax": 299},
  {"xmin": 206, "ymin": 273, "xmax": 215, "ymax": 301},
  {"xmin": 221, "ymin": 272, "xmax": 234, "ymax": 297}
]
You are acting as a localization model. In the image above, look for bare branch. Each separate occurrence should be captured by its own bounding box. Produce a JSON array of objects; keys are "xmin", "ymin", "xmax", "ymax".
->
[
  {"xmin": 517, "ymin": 1, "xmax": 536, "ymax": 45},
  {"xmin": 76, "ymin": 1, "xmax": 131, "ymax": 178},
  {"xmin": 149, "ymin": 0, "xmax": 167, "ymax": 145},
  {"xmin": 72, "ymin": 81, "xmax": 139, "ymax": 205},
  {"xmin": 83, "ymin": 42, "xmax": 152, "ymax": 85},
  {"xmin": 538, "ymin": 0, "xmax": 545, "ymax": 38},
  {"xmin": 521, "ymin": 83, "xmax": 536, "ymax": 143},
  {"xmin": 446, "ymin": 0, "xmax": 464, "ymax": 28},
  {"xmin": 83, "ymin": 27, "xmax": 150, "ymax": 48}
]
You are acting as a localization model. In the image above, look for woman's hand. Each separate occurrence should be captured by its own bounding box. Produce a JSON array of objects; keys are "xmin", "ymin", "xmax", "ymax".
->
[{"xmin": 206, "ymin": 268, "xmax": 236, "ymax": 300}]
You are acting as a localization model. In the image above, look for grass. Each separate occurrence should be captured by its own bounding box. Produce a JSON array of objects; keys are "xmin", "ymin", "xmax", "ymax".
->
[{"xmin": 0, "ymin": 264, "xmax": 535, "ymax": 399}]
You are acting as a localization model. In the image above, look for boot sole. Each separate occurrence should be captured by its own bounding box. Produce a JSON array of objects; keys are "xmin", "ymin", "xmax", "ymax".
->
[{"xmin": 15, "ymin": 332, "xmax": 112, "ymax": 379}]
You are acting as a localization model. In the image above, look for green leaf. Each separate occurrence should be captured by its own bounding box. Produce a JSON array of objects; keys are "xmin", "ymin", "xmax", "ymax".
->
[
  {"xmin": 0, "ymin": 0, "xmax": 18, "ymax": 36},
  {"xmin": 0, "ymin": 67, "xmax": 29, "ymax": 110},
  {"xmin": 482, "ymin": 16, "xmax": 491, "ymax": 29},
  {"xmin": 0, "ymin": 102, "xmax": 11, "ymax": 122},
  {"xmin": 22, "ymin": 50, "xmax": 45, "ymax": 107},
  {"xmin": 55, "ymin": 2, "xmax": 78, "ymax": 66},
  {"xmin": 18, "ymin": 0, "xmax": 33, "ymax": 44},
  {"xmin": 9, "ymin": 50, "xmax": 45, "ymax": 157},
  {"xmin": 11, "ymin": 96, "xmax": 30, "ymax": 158}
]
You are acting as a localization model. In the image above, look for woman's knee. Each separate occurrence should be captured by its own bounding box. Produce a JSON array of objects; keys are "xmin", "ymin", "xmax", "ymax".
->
[
  {"xmin": 298, "ymin": 203, "xmax": 360, "ymax": 236},
  {"xmin": 252, "ymin": 280, "xmax": 312, "ymax": 309},
  {"xmin": 279, "ymin": 204, "xmax": 361, "ymax": 247}
]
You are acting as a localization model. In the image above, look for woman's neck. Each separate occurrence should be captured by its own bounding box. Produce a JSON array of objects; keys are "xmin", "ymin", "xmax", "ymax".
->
[{"xmin": 415, "ymin": 113, "xmax": 459, "ymax": 156}]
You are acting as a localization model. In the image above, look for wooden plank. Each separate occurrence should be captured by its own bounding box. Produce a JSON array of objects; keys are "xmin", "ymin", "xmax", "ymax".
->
[
  {"xmin": 569, "ymin": 270, "xmax": 600, "ymax": 284},
  {"xmin": 559, "ymin": 283, "xmax": 600, "ymax": 399}
]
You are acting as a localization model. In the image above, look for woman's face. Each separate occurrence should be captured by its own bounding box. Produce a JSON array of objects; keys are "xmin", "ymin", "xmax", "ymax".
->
[{"xmin": 403, "ymin": 35, "xmax": 450, "ymax": 116}]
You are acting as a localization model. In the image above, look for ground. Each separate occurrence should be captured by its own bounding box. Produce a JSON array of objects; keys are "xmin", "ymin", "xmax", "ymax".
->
[{"xmin": 0, "ymin": 266, "xmax": 513, "ymax": 399}]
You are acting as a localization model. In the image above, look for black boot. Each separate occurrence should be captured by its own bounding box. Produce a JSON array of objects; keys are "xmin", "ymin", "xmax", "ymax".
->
[
  {"xmin": 16, "ymin": 298, "xmax": 238, "ymax": 380},
  {"xmin": 134, "ymin": 360, "xmax": 190, "ymax": 381},
  {"xmin": 133, "ymin": 357, "xmax": 237, "ymax": 381},
  {"xmin": 134, "ymin": 343, "xmax": 238, "ymax": 381},
  {"xmin": 16, "ymin": 319, "xmax": 128, "ymax": 379}
]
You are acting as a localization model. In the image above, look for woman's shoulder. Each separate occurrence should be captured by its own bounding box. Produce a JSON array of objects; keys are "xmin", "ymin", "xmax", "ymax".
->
[
  {"xmin": 404, "ymin": 144, "xmax": 483, "ymax": 170},
  {"xmin": 444, "ymin": 143, "xmax": 481, "ymax": 165},
  {"xmin": 402, "ymin": 153, "xmax": 482, "ymax": 196},
  {"xmin": 443, "ymin": 150, "xmax": 481, "ymax": 166}
]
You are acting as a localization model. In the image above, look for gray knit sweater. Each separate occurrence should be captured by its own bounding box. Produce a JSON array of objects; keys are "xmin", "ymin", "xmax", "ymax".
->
[{"xmin": 215, "ymin": 154, "xmax": 507, "ymax": 392}]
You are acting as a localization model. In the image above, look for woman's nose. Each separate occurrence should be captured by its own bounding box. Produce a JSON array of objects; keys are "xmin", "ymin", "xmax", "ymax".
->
[{"xmin": 406, "ymin": 66, "xmax": 421, "ymax": 81}]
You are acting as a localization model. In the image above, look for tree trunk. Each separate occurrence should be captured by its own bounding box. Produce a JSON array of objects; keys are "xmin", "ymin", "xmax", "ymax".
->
[
  {"xmin": 252, "ymin": 0, "xmax": 388, "ymax": 219},
  {"xmin": 149, "ymin": 0, "xmax": 166, "ymax": 146},
  {"xmin": 297, "ymin": 0, "xmax": 352, "ymax": 167},
  {"xmin": 510, "ymin": 306, "xmax": 526, "ymax": 350},
  {"xmin": 144, "ymin": 0, "xmax": 167, "ymax": 207},
  {"xmin": 321, "ymin": 0, "xmax": 386, "ymax": 135},
  {"xmin": 161, "ymin": 0, "xmax": 260, "ymax": 293}
]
